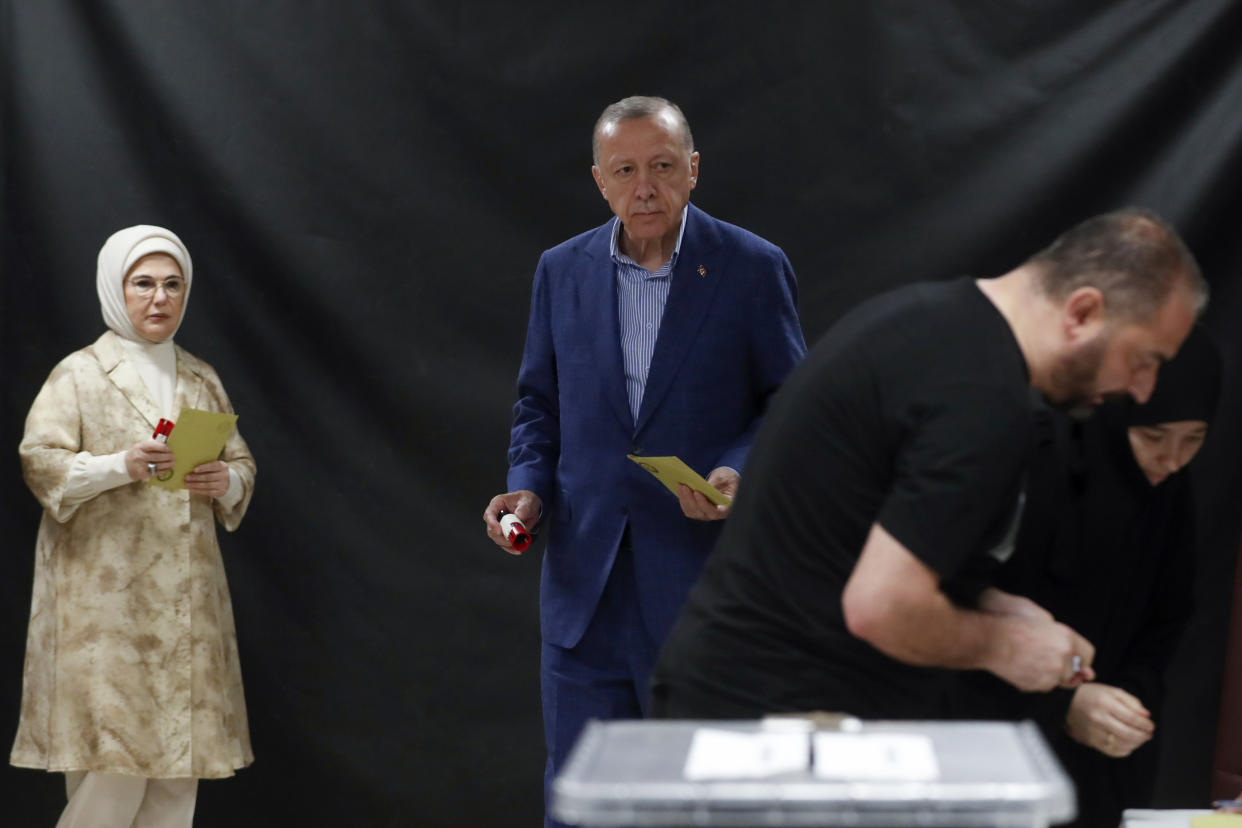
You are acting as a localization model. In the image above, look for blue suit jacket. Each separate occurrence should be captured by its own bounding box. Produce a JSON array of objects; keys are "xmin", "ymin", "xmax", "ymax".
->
[{"xmin": 507, "ymin": 204, "xmax": 806, "ymax": 649}]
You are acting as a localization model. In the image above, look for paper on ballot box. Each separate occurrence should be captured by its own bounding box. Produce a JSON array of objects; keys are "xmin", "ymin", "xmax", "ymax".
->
[
  {"xmin": 813, "ymin": 732, "xmax": 940, "ymax": 781},
  {"xmin": 1122, "ymin": 811, "xmax": 1232, "ymax": 828},
  {"xmin": 1192, "ymin": 814, "xmax": 1242, "ymax": 828},
  {"xmin": 682, "ymin": 729, "xmax": 939, "ymax": 783},
  {"xmin": 683, "ymin": 728, "xmax": 809, "ymax": 780}
]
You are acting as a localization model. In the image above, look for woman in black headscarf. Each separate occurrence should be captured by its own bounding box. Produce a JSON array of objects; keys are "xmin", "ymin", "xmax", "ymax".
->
[{"xmin": 965, "ymin": 324, "xmax": 1222, "ymax": 828}]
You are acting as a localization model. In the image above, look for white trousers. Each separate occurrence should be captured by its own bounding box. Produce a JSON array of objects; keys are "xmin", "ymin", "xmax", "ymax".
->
[{"xmin": 57, "ymin": 771, "xmax": 198, "ymax": 828}]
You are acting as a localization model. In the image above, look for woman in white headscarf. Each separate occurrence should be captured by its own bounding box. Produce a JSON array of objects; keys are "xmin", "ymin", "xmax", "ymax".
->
[{"xmin": 11, "ymin": 225, "xmax": 256, "ymax": 828}]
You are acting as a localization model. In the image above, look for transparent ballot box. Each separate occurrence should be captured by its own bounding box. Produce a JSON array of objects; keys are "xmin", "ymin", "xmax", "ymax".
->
[{"xmin": 552, "ymin": 719, "xmax": 1075, "ymax": 827}]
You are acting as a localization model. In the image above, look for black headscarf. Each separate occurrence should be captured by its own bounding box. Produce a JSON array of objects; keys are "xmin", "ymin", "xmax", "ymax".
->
[
  {"xmin": 1128, "ymin": 323, "xmax": 1222, "ymax": 427},
  {"xmin": 1082, "ymin": 322, "xmax": 1223, "ymax": 493}
]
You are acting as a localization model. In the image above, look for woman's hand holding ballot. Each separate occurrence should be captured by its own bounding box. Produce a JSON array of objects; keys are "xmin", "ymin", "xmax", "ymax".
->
[
  {"xmin": 184, "ymin": 460, "xmax": 231, "ymax": 498},
  {"xmin": 126, "ymin": 437, "xmax": 230, "ymax": 497},
  {"xmin": 125, "ymin": 438, "xmax": 175, "ymax": 480}
]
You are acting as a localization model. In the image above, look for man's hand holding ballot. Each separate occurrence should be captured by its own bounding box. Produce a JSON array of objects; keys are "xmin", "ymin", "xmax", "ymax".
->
[
  {"xmin": 627, "ymin": 454, "xmax": 736, "ymax": 521},
  {"xmin": 677, "ymin": 467, "xmax": 738, "ymax": 521}
]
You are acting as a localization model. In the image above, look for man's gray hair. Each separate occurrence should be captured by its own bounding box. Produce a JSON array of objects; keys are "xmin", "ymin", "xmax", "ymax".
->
[
  {"xmin": 1029, "ymin": 207, "xmax": 1209, "ymax": 321},
  {"xmin": 592, "ymin": 96, "xmax": 694, "ymax": 165}
]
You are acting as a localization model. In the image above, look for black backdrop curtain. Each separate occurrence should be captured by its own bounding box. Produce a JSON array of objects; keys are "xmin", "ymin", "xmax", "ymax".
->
[{"xmin": 4, "ymin": 2, "xmax": 1242, "ymax": 825}]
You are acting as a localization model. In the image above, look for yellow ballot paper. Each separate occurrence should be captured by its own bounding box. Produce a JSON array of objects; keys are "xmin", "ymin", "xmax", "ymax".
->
[
  {"xmin": 627, "ymin": 455, "xmax": 732, "ymax": 506},
  {"xmin": 1192, "ymin": 816, "xmax": 1242, "ymax": 828},
  {"xmin": 147, "ymin": 408, "xmax": 238, "ymax": 491}
]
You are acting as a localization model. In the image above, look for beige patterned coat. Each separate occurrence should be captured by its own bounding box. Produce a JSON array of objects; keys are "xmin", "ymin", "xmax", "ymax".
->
[{"xmin": 11, "ymin": 330, "xmax": 255, "ymax": 779}]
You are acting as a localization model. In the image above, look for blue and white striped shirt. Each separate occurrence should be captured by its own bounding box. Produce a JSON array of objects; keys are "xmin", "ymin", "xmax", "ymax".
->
[{"xmin": 611, "ymin": 207, "xmax": 689, "ymax": 423}]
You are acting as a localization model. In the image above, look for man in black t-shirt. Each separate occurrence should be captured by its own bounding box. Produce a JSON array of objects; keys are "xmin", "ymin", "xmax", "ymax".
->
[{"xmin": 651, "ymin": 209, "xmax": 1207, "ymax": 720}]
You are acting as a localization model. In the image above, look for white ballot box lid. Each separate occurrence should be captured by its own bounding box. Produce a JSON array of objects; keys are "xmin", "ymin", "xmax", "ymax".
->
[{"xmin": 552, "ymin": 719, "xmax": 1075, "ymax": 827}]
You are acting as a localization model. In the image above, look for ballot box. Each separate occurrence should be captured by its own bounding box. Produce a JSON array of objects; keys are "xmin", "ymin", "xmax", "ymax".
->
[{"xmin": 551, "ymin": 719, "xmax": 1075, "ymax": 827}]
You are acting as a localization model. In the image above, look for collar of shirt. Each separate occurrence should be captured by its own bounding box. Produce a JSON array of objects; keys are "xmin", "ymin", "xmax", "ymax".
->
[{"xmin": 608, "ymin": 205, "xmax": 689, "ymax": 275}]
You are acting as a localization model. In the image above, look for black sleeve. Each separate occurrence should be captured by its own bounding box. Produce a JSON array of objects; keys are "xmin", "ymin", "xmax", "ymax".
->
[
  {"xmin": 1114, "ymin": 483, "xmax": 1197, "ymax": 712},
  {"xmin": 878, "ymin": 382, "xmax": 1030, "ymax": 579},
  {"xmin": 1026, "ymin": 686, "xmax": 1076, "ymax": 735}
]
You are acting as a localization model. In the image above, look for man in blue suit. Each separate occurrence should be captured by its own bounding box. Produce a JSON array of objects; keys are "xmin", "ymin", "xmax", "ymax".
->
[{"xmin": 483, "ymin": 96, "xmax": 806, "ymax": 824}]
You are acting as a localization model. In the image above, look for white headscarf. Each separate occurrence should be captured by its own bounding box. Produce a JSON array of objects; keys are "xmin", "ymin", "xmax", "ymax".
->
[{"xmin": 96, "ymin": 225, "xmax": 193, "ymax": 343}]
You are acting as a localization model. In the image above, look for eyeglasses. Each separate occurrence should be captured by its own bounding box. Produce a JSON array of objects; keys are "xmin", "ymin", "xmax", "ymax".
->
[{"xmin": 126, "ymin": 276, "xmax": 185, "ymax": 298}]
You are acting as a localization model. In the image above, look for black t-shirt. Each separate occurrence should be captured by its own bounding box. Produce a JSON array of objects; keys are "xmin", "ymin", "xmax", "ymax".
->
[{"xmin": 652, "ymin": 278, "xmax": 1032, "ymax": 719}]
